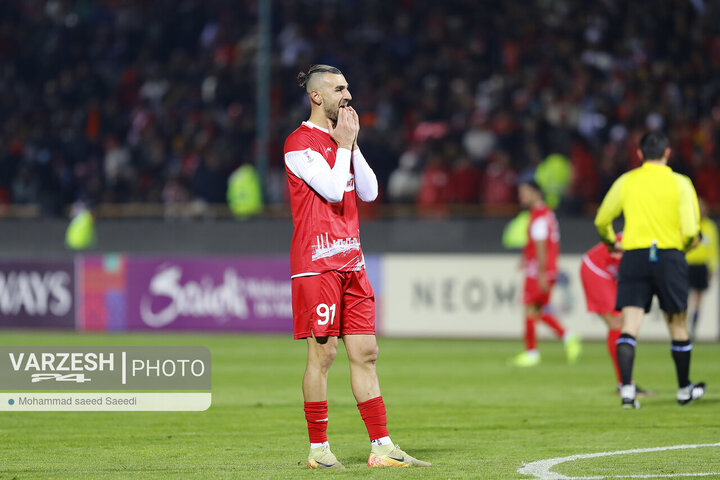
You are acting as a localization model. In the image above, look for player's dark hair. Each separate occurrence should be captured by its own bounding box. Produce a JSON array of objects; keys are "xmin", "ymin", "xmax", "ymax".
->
[
  {"xmin": 297, "ymin": 64, "xmax": 342, "ymax": 90},
  {"xmin": 639, "ymin": 131, "xmax": 669, "ymax": 160},
  {"xmin": 517, "ymin": 170, "xmax": 542, "ymax": 193},
  {"xmin": 521, "ymin": 178, "xmax": 543, "ymax": 193}
]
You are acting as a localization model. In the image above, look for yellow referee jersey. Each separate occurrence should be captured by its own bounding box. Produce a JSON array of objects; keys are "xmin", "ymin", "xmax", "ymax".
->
[
  {"xmin": 594, "ymin": 162, "xmax": 700, "ymax": 251},
  {"xmin": 686, "ymin": 217, "xmax": 719, "ymax": 271}
]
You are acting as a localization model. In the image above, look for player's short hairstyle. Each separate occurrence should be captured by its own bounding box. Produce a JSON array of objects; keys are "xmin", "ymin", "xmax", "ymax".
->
[
  {"xmin": 639, "ymin": 131, "xmax": 669, "ymax": 160},
  {"xmin": 520, "ymin": 178, "xmax": 543, "ymax": 194},
  {"xmin": 297, "ymin": 64, "xmax": 343, "ymax": 90},
  {"xmin": 517, "ymin": 170, "xmax": 542, "ymax": 193}
]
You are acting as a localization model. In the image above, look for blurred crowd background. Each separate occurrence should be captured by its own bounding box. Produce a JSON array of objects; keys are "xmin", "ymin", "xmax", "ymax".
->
[{"xmin": 1, "ymin": 0, "xmax": 720, "ymax": 217}]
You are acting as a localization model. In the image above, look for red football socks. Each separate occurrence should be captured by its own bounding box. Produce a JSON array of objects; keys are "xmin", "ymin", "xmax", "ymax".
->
[
  {"xmin": 607, "ymin": 329, "xmax": 622, "ymax": 384},
  {"xmin": 357, "ymin": 396, "xmax": 389, "ymax": 441},
  {"xmin": 524, "ymin": 316, "xmax": 537, "ymax": 351},
  {"xmin": 540, "ymin": 313, "xmax": 565, "ymax": 337},
  {"xmin": 304, "ymin": 400, "xmax": 329, "ymax": 443}
]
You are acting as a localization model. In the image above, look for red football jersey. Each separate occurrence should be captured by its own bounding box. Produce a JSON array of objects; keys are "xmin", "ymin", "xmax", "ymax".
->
[
  {"xmin": 284, "ymin": 122, "xmax": 364, "ymax": 277},
  {"xmin": 523, "ymin": 204, "xmax": 560, "ymax": 278},
  {"xmin": 582, "ymin": 234, "xmax": 623, "ymax": 279}
]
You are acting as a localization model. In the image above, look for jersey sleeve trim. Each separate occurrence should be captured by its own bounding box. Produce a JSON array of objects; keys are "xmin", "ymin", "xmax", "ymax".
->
[{"xmin": 291, "ymin": 272, "xmax": 322, "ymax": 279}]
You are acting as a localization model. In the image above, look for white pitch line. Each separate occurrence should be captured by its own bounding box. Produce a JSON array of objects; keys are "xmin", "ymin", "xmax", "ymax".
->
[{"xmin": 517, "ymin": 442, "xmax": 720, "ymax": 480}]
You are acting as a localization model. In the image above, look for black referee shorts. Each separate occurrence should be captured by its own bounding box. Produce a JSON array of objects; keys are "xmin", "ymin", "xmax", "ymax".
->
[
  {"xmin": 688, "ymin": 264, "xmax": 709, "ymax": 291},
  {"xmin": 616, "ymin": 248, "xmax": 688, "ymax": 314}
]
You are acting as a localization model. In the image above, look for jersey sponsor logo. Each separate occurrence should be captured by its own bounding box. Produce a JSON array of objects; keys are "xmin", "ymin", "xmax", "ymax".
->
[{"xmin": 311, "ymin": 233, "xmax": 361, "ymax": 261}]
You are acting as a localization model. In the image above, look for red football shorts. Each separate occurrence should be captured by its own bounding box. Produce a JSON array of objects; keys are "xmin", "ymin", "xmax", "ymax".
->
[
  {"xmin": 580, "ymin": 260, "xmax": 619, "ymax": 315},
  {"xmin": 292, "ymin": 269, "xmax": 375, "ymax": 339},
  {"xmin": 523, "ymin": 276, "xmax": 555, "ymax": 306}
]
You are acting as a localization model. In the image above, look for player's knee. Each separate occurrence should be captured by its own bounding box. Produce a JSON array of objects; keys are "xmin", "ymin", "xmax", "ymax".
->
[
  {"xmin": 607, "ymin": 314, "xmax": 622, "ymax": 330},
  {"xmin": 309, "ymin": 336, "xmax": 338, "ymax": 370},
  {"xmin": 362, "ymin": 343, "xmax": 379, "ymax": 364},
  {"xmin": 319, "ymin": 343, "xmax": 338, "ymax": 368}
]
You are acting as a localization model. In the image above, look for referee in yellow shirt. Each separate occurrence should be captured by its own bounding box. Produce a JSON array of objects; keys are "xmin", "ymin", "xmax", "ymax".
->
[{"xmin": 594, "ymin": 131, "xmax": 705, "ymax": 409}]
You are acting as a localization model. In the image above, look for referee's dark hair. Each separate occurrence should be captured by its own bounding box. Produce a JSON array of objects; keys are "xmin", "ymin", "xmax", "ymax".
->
[
  {"xmin": 297, "ymin": 64, "xmax": 342, "ymax": 91},
  {"xmin": 639, "ymin": 131, "xmax": 670, "ymax": 160}
]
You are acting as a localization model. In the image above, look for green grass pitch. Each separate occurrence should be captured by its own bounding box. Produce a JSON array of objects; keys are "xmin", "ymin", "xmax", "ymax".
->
[{"xmin": 0, "ymin": 332, "xmax": 718, "ymax": 479}]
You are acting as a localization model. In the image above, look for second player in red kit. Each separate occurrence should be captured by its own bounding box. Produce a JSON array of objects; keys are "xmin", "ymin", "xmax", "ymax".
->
[{"xmin": 511, "ymin": 177, "xmax": 581, "ymax": 367}]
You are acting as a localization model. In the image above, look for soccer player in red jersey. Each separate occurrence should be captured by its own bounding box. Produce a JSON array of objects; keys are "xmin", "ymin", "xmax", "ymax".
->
[
  {"xmin": 580, "ymin": 235, "xmax": 654, "ymax": 396},
  {"xmin": 284, "ymin": 65, "xmax": 430, "ymax": 469},
  {"xmin": 511, "ymin": 178, "xmax": 581, "ymax": 367}
]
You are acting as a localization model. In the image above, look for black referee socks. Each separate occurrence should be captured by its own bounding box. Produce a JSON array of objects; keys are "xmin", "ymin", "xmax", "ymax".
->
[
  {"xmin": 616, "ymin": 334, "xmax": 637, "ymax": 386},
  {"xmin": 671, "ymin": 340, "xmax": 693, "ymax": 388}
]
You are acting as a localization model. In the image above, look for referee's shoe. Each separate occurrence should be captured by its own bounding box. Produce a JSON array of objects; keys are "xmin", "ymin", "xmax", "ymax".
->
[
  {"xmin": 620, "ymin": 384, "xmax": 640, "ymax": 409},
  {"xmin": 677, "ymin": 382, "xmax": 706, "ymax": 406}
]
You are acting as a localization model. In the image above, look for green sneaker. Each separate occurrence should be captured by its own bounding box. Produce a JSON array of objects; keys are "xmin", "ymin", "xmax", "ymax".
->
[
  {"xmin": 564, "ymin": 332, "xmax": 582, "ymax": 364},
  {"xmin": 368, "ymin": 444, "xmax": 431, "ymax": 467},
  {"xmin": 510, "ymin": 351, "xmax": 540, "ymax": 367},
  {"xmin": 307, "ymin": 445, "xmax": 345, "ymax": 469}
]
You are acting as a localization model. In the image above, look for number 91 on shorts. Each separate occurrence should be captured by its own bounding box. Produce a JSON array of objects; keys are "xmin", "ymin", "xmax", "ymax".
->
[{"xmin": 291, "ymin": 270, "xmax": 376, "ymax": 339}]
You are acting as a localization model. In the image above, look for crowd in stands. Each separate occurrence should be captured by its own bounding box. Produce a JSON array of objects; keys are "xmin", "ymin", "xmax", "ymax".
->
[{"xmin": 1, "ymin": 0, "xmax": 720, "ymax": 216}]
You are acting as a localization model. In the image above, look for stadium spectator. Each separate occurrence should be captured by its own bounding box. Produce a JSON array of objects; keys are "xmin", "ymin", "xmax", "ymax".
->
[
  {"xmin": 416, "ymin": 148, "xmax": 451, "ymax": 217},
  {"xmin": 481, "ymin": 151, "xmax": 516, "ymax": 205},
  {"xmin": 1, "ymin": 1, "xmax": 720, "ymax": 214},
  {"xmin": 448, "ymin": 154, "xmax": 483, "ymax": 204},
  {"xmin": 11, "ymin": 166, "xmax": 40, "ymax": 205},
  {"xmin": 387, "ymin": 150, "xmax": 422, "ymax": 203}
]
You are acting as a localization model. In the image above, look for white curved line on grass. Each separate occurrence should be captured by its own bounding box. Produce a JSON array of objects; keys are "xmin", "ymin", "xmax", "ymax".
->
[{"xmin": 517, "ymin": 442, "xmax": 720, "ymax": 480}]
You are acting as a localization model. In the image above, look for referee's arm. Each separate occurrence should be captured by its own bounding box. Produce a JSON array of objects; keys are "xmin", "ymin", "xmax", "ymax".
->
[
  {"xmin": 594, "ymin": 175, "xmax": 624, "ymax": 246},
  {"xmin": 678, "ymin": 175, "xmax": 701, "ymax": 251}
]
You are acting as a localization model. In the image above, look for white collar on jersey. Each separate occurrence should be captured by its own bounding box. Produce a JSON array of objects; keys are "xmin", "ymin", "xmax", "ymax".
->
[{"xmin": 302, "ymin": 121, "xmax": 329, "ymax": 134}]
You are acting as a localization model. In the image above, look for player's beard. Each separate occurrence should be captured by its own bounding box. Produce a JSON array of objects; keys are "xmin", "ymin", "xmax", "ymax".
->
[{"xmin": 324, "ymin": 103, "xmax": 339, "ymax": 125}]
